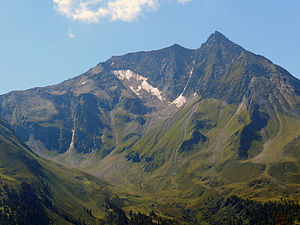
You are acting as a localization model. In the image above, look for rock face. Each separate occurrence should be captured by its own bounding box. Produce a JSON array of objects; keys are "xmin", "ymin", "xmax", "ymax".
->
[{"xmin": 0, "ymin": 32, "xmax": 300, "ymax": 202}]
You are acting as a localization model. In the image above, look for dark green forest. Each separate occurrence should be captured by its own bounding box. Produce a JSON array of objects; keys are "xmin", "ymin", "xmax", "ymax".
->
[
  {"xmin": 1, "ymin": 180, "xmax": 300, "ymax": 225},
  {"xmin": 203, "ymin": 195, "xmax": 300, "ymax": 225},
  {"xmin": 0, "ymin": 181, "xmax": 51, "ymax": 225}
]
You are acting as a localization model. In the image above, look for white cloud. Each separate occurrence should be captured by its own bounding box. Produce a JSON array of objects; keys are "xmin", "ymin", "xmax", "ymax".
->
[
  {"xmin": 108, "ymin": 0, "xmax": 158, "ymax": 22},
  {"xmin": 68, "ymin": 28, "xmax": 76, "ymax": 38},
  {"xmin": 177, "ymin": 0, "xmax": 192, "ymax": 4},
  {"xmin": 53, "ymin": 0, "xmax": 159, "ymax": 23}
]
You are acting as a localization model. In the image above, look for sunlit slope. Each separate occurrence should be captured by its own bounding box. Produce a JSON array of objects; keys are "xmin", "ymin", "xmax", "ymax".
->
[{"xmin": 90, "ymin": 96, "xmax": 300, "ymax": 200}]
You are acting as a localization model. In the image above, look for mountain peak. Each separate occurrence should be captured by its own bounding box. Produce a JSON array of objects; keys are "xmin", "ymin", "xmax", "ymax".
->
[
  {"xmin": 207, "ymin": 31, "xmax": 228, "ymax": 42},
  {"xmin": 205, "ymin": 31, "xmax": 234, "ymax": 47},
  {"xmin": 170, "ymin": 43, "xmax": 182, "ymax": 48},
  {"xmin": 202, "ymin": 31, "xmax": 244, "ymax": 53},
  {"xmin": 166, "ymin": 43, "xmax": 191, "ymax": 52}
]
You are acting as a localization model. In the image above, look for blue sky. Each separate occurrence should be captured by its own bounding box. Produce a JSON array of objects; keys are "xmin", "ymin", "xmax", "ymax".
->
[{"xmin": 0, "ymin": 0, "xmax": 299, "ymax": 94}]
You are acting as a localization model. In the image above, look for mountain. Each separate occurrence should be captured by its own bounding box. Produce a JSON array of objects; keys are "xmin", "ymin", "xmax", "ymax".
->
[{"xmin": 0, "ymin": 31, "xmax": 300, "ymax": 223}]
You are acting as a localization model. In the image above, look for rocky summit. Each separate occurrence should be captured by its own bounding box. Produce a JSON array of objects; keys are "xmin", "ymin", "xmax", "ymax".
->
[{"xmin": 0, "ymin": 31, "xmax": 300, "ymax": 224}]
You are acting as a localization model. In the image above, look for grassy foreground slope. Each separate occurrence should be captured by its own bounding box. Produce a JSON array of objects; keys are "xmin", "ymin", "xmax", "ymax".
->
[
  {"xmin": 0, "ymin": 120, "xmax": 122, "ymax": 224},
  {"xmin": 0, "ymin": 120, "xmax": 188, "ymax": 225}
]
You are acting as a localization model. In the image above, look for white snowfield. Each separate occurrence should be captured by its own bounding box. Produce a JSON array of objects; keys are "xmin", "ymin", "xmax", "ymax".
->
[
  {"xmin": 170, "ymin": 68, "xmax": 193, "ymax": 107},
  {"xmin": 171, "ymin": 94, "xmax": 186, "ymax": 107},
  {"xmin": 113, "ymin": 70, "xmax": 165, "ymax": 101},
  {"xmin": 67, "ymin": 129, "xmax": 75, "ymax": 152}
]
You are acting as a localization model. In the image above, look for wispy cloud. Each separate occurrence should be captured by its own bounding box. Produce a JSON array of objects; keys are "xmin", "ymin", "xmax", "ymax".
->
[
  {"xmin": 53, "ymin": 0, "xmax": 192, "ymax": 23},
  {"xmin": 177, "ymin": 0, "xmax": 192, "ymax": 4},
  {"xmin": 68, "ymin": 28, "xmax": 76, "ymax": 38}
]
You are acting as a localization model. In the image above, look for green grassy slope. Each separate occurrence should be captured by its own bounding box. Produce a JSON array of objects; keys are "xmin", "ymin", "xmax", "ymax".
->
[
  {"xmin": 83, "ymin": 96, "xmax": 300, "ymax": 223},
  {"xmin": 0, "ymin": 121, "xmax": 121, "ymax": 224},
  {"xmin": 0, "ymin": 120, "xmax": 184, "ymax": 224}
]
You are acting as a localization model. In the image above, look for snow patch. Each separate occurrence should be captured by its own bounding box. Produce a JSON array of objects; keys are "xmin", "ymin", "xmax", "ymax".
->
[
  {"xmin": 170, "ymin": 68, "xmax": 194, "ymax": 107},
  {"xmin": 80, "ymin": 81, "xmax": 87, "ymax": 85},
  {"xmin": 171, "ymin": 94, "xmax": 186, "ymax": 107},
  {"xmin": 114, "ymin": 70, "xmax": 145, "ymax": 81},
  {"xmin": 113, "ymin": 70, "xmax": 164, "ymax": 101},
  {"xmin": 68, "ymin": 129, "xmax": 75, "ymax": 152},
  {"xmin": 129, "ymin": 86, "xmax": 140, "ymax": 96}
]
